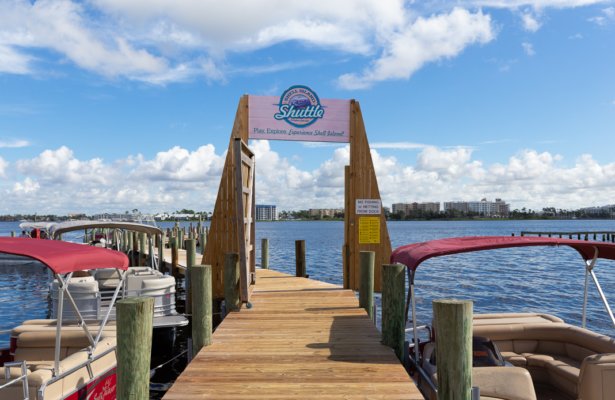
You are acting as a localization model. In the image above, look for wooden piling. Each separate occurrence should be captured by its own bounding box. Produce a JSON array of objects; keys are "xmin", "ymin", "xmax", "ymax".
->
[
  {"xmin": 359, "ymin": 251, "xmax": 375, "ymax": 321},
  {"xmin": 139, "ymin": 233, "xmax": 147, "ymax": 266},
  {"xmin": 10, "ymin": 231, "xmax": 15, "ymax": 237},
  {"xmin": 224, "ymin": 253, "xmax": 240, "ymax": 313},
  {"xmin": 433, "ymin": 299, "xmax": 473, "ymax": 400},
  {"xmin": 381, "ymin": 263, "xmax": 405, "ymax": 360},
  {"xmin": 192, "ymin": 264, "xmax": 213, "ymax": 357},
  {"xmin": 171, "ymin": 239, "xmax": 179, "ymax": 277},
  {"xmin": 199, "ymin": 232, "xmax": 206, "ymax": 255},
  {"xmin": 185, "ymin": 238, "xmax": 197, "ymax": 315},
  {"xmin": 117, "ymin": 297, "xmax": 154, "ymax": 400},
  {"xmin": 261, "ymin": 238, "xmax": 269, "ymax": 269},
  {"xmin": 158, "ymin": 231, "xmax": 165, "ymax": 271},
  {"xmin": 295, "ymin": 240, "xmax": 306, "ymax": 278},
  {"xmin": 132, "ymin": 232, "xmax": 139, "ymax": 266}
]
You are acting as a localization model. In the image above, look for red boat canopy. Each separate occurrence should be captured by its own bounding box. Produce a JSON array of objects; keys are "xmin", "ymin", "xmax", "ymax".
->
[
  {"xmin": 391, "ymin": 236, "xmax": 615, "ymax": 272},
  {"xmin": 0, "ymin": 237, "xmax": 129, "ymax": 274}
]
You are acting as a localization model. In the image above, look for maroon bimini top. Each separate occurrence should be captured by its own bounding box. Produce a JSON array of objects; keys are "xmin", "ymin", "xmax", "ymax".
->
[
  {"xmin": 0, "ymin": 237, "xmax": 129, "ymax": 274},
  {"xmin": 391, "ymin": 236, "xmax": 615, "ymax": 272}
]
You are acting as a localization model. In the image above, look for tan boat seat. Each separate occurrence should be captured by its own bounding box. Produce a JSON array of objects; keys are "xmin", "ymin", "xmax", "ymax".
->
[{"xmin": 474, "ymin": 320, "xmax": 615, "ymax": 398}]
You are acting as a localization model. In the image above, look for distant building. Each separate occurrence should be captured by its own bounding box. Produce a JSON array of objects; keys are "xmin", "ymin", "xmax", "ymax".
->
[
  {"xmin": 309, "ymin": 208, "xmax": 343, "ymax": 218},
  {"xmin": 256, "ymin": 205, "xmax": 277, "ymax": 221},
  {"xmin": 392, "ymin": 202, "xmax": 440, "ymax": 215},
  {"xmin": 444, "ymin": 198, "xmax": 510, "ymax": 217}
]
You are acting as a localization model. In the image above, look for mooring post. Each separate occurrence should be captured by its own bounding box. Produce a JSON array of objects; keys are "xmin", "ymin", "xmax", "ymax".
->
[
  {"xmin": 117, "ymin": 297, "xmax": 154, "ymax": 400},
  {"xmin": 199, "ymin": 232, "xmax": 207, "ymax": 255},
  {"xmin": 295, "ymin": 240, "xmax": 306, "ymax": 277},
  {"xmin": 132, "ymin": 232, "xmax": 139, "ymax": 266},
  {"xmin": 171, "ymin": 238, "xmax": 179, "ymax": 278},
  {"xmin": 158, "ymin": 231, "xmax": 165, "ymax": 272},
  {"xmin": 261, "ymin": 238, "xmax": 269, "ymax": 269},
  {"xmin": 10, "ymin": 231, "xmax": 15, "ymax": 237},
  {"xmin": 433, "ymin": 299, "xmax": 473, "ymax": 400},
  {"xmin": 224, "ymin": 253, "xmax": 240, "ymax": 313},
  {"xmin": 359, "ymin": 251, "xmax": 375, "ymax": 321},
  {"xmin": 192, "ymin": 264, "xmax": 212, "ymax": 357},
  {"xmin": 139, "ymin": 233, "xmax": 147, "ymax": 266},
  {"xmin": 185, "ymin": 238, "xmax": 196, "ymax": 315},
  {"xmin": 382, "ymin": 263, "xmax": 405, "ymax": 360}
]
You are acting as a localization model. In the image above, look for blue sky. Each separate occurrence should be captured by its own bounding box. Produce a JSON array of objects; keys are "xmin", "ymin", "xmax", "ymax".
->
[{"xmin": 0, "ymin": 0, "xmax": 614, "ymax": 214}]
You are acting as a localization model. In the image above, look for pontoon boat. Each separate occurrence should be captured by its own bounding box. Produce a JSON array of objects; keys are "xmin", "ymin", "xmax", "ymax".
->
[
  {"xmin": 0, "ymin": 238, "xmax": 128, "ymax": 400},
  {"xmin": 391, "ymin": 236, "xmax": 615, "ymax": 400}
]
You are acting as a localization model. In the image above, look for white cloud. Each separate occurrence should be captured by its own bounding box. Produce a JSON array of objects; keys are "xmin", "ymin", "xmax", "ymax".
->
[
  {"xmin": 338, "ymin": 8, "xmax": 494, "ymax": 89},
  {"xmin": 0, "ymin": 157, "xmax": 7, "ymax": 178},
  {"xmin": 130, "ymin": 145, "xmax": 224, "ymax": 182},
  {"xmin": 0, "ymin": 0, "xmax": 607, "ymax": 86},
  {"xmin": 12, "ymin": 177, "xmax": 40, "ymax": 195},
  {"xmin": 589, "ymin": 6, "xmax": 615, "ymax": 25},
  {"xmin": 0, "ymin": 45, "xmax": 32, "ymax": 74},
  {"xmin": 522, "ymin": 42, "xmax": 536, "ymax": 56},
  {"xmin": 0, "ymin": 139, "xmax": 30, "ymax": 148},
  {"xmin": 521, "ymin": 10, "xmax": 542, "ymax": 31}
]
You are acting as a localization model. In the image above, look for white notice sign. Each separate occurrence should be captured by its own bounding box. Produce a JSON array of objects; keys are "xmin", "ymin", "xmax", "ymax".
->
[{"xmin": 356, "ymin": 199, "xmax": 382, "ymax": 215}]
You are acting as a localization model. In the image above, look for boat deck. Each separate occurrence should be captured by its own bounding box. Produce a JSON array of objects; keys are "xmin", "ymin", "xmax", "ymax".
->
[{"xmin": 163, "ymin": 268, "xmax": 422, "ymax": 399}]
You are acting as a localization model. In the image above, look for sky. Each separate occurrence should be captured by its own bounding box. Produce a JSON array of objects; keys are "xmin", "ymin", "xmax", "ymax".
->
[{"xmin": 0, "ymin": 0, "xmax": 614, "ymax": 214}]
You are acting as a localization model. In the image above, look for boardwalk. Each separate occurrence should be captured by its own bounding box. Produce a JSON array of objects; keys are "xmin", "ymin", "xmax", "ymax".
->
[{"xmin": 163, "ymin": 268, "xmax": 422, "ymax": 399}]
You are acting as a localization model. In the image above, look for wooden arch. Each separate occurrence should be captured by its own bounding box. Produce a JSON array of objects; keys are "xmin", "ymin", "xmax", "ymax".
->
[{"xmin": 203, "ymin": 94, "xmax": 390, "ymax": 303}]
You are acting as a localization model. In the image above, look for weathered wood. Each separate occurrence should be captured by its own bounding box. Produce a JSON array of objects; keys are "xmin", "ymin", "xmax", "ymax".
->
[
  {"xmin": 199, "ymin": 232, "xmax": 207, "ymax": 255},
  {"xmin": 261, "ymin": 238, "xmax": 269, "ymax": 269},
  {"xmin": 192, "ymin": 264, "xmax": 213, "ymax": 356},
  {"xmin": 117, "ymin": 297, "xmax": 154, "ymax": 400},
  {"xmin": 224, "ymin": 253, "xmax": 240, "ymax": 313},
  {"xmin": 171, "ymin": 239, "xmax": 179, "ymax": 278},
  {"xmin": 345, "ymin": 101, "xmax": 392, "ymax": 293},
  {"xmin": 433, "ymin": 299, "xmax": 473, "ymax": 400},
  {"xmin": 202, "ymin": 96, "xmax": 249, "ymax": 300},
  {"xmin": 295, "ymin": 240, "xmax": 306, "ymax": 278},
  {"xmin": 359, "ymin": 251, "xmax": 375, "ymax": 321},
  {"xmin": 163, "ymin": 268, "xmax": 422, "ymax": 400},
  {"xmin": 159, "ymin": 231, "xmax": 166, "ymax": 272},
  {"xmin": 139, "ymin": 233, "xmax": 147, "ymax": 266},
  {"xmin": 185, "ymin": 238, "xmax": 197, "ymax": 315},
  {"xmin": 381, "ymin": 264, "xmax": 405, "ymax": 361}
]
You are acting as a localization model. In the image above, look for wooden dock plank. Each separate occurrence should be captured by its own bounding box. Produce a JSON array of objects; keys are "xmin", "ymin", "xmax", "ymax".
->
[{"xmin": 163, "ymin": 269, "xmax": 423, "ymax": 399}]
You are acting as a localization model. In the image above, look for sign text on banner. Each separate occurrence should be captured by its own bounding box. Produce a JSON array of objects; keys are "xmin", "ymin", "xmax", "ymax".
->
[{"xmin": 249, "ymin": 85, "xmax": 350, "ymax": 143}]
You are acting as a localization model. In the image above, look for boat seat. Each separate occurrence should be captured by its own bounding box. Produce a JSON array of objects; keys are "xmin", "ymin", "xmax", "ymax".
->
[
  {"xmin": 431, "ymin": 366, "xmax": 537, "ymax": 400},
  {"xmin": 474, "ymin": 320, "xmax": 615, "ymax": 398}
]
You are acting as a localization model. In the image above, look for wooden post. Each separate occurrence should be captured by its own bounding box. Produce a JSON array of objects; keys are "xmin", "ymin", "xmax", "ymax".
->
[
  {"xmin": 171, "ymin": 239, "xmax": 179, "ymax": 277},
  {"xmin": 359, "ymin": 251, "xmax": 375, "ymax": 321},
  {"xmin": 132, "ymin": 232, "xmax": 139, "ymax": 266},
  {"xmin": 433, "ymin": 299, "xmax": 473, "ymax": 400},
  {"xmin": 295, "ymin": 240, "xmax": 306, "ymax": 278},
  {"xmin": 224, "ymin": 253, "xmax": 240, "ymax": 313},
  {"xmin": 261, "ymin": 238, "xmax": 269, "ymax": 269},
  {"xmin": 158, "ymin": 231, "xmax": 165, "ymax": 272},
  {"xmin": 117, "ymin": 297, "xmax": 153, "ymax": 400},
  {"xmin": 381, "ymin": 263, "xmax": 405, "ymax": 360},
  {"xmin": 185, "ymin": 238, "xmax": 196, "ymax": 315},
  {"xmin": 192, "ymin": 264, "xmax": 212, "ymax": 357},
  {"xmin": 199, "ymin": 232, "xmax": 207, "ymax": 255},
  {"xmin": 139, "ymin": 233, "xmax": 147, "ymax": 266},
  {"xmin": 10, "ymin": 231, "xmax": 15, "ymax": 237}
]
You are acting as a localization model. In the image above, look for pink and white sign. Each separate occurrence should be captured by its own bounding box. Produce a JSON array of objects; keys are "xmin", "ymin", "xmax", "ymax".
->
[{"xmin": 249, "ymin": 85, "xmax": 350, "ymax": 143}]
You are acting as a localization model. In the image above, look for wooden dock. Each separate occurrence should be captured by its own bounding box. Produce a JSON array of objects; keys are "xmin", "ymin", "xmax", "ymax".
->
[{"xmin": 163, "ymin": 268, "xmax": 423, "ymax": 399}]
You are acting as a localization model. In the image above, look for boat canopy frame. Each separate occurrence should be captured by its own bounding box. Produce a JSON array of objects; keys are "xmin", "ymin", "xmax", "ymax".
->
[
  {"xmin": 0, "ymin": 238, "xmax": 129, "ymax": 379},
  {"xmin": 390, "ymin": 236, "xmax": 615, "ymax": 367}
]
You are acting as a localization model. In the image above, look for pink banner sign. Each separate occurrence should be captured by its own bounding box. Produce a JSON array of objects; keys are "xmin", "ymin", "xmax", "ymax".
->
[{"xmin": 249, "ymin": 85, "xmax": 350, "ymax": 143}]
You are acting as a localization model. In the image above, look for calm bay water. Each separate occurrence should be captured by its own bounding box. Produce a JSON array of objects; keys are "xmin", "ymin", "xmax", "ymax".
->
[{"xmin": 2, "ymin": 219, "xmax": 615, "ymax": 348}]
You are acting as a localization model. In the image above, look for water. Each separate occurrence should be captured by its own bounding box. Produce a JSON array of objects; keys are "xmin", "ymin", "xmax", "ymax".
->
[{"xmin": 2, "ymin": 219, "xmax": 615, "ymax": 393}]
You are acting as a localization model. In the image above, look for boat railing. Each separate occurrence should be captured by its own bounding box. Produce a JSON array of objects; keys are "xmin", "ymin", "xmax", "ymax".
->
[
  {"xmin": 37, "ymin": 346, "xmax": 116, "ymax": 399},
  {"xmin": 0, "ymin": 361, "xmax": 29, "ymax": 400}
]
